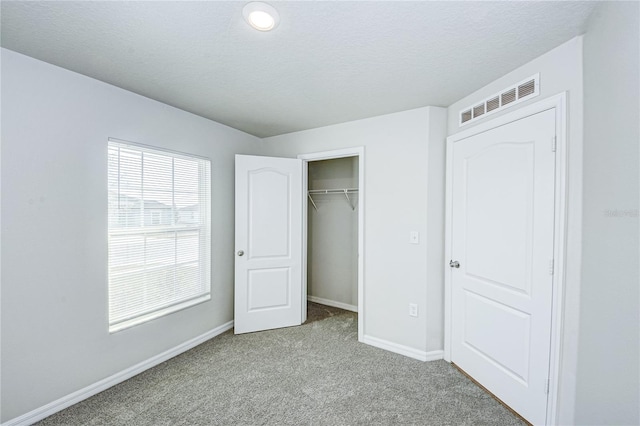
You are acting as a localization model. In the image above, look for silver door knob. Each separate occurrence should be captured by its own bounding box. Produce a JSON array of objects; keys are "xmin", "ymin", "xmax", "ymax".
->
[
  {"xmin": 237, "ymin": 250, "xmax": 244, "ymax": 256},
  {"xmin": 449, "ymin": 260, "xmax": 460, "ymax": 268}
]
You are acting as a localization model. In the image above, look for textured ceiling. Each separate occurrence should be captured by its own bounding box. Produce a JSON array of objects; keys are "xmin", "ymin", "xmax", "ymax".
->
[{"xmin": 1, "ymin": 1, "xmax": 597, "ymax": 138}]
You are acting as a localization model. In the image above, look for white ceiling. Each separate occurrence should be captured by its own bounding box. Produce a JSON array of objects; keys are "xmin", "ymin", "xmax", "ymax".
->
[{"xmin": 1, "ymin": 1, "xmax": 597, "ymax": 138}]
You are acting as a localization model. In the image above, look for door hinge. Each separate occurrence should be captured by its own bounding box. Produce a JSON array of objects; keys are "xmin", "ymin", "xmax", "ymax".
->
[
  {"xmin": 551, "ymin": 136, "xmax": 557, "ymax": 152},
  {"xmin": 548, "ymin": 259, "xmax": 554, "ymax": 275},
  {"xmin": 545, "ymin": 378, "xmax": 551, "ymax": 394}
]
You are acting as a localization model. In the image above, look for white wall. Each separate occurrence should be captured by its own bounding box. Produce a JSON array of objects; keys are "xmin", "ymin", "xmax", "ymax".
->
[
  {"xmin": 447, "ymin": 37, "xmax": 584, "ymax": 424},
  {"xmin": 425, "ymin": 108, "xmax": 448, "ymax": 350},
  {"xmin": 449, "ymin": 21, "xmax": 640, "ymax": 423},
  {"xmin": 307, "ymin": 158, "xmax": 358, "ymax": 308},
  {"xmin": 576, "ymin": 2, "xmax": 640, "ymax": 424},
  {"xmin": 264, "ymin": 107, "xmax": 448, "ymax": 357},
  {"xmin": 6, "ymin": 15, "xmax": 636, "ymax": 423},
  {"xmin": 0, "ymin": 49, "xmax": 262, "ymax": 422}
]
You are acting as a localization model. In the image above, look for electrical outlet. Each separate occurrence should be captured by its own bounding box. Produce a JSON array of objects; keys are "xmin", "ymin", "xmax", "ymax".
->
[
  {"xmin": 409, "ymin": 231, "xmax": 420, "ymax": 244},
  {"xmin": 409, "ymin": 303, "xmax": 418, "ymax": 317}
]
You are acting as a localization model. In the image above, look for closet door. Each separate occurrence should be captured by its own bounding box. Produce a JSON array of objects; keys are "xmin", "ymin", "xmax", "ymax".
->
[
  {"xmin": 234, "ymin": 155, "xmax": 303, "ymax": 334},
  {"xmin": 449, "ymin": 109, "xmax": 556, "ymax": 424}
]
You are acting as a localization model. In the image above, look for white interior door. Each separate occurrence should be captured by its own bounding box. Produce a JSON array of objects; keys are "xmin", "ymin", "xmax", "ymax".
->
[
  {"xmin": 450, "ymin": 109, "xmax": 556, "ymax": 424},
  {"xmin": 234, "ymin": 155, "xmax": 303, "ymax": 334}
]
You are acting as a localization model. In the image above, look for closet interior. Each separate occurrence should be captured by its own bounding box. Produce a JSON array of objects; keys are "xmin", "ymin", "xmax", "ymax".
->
[{"xmin": 306, "ymin": 157, "xmax": 359, "ymax": 313}]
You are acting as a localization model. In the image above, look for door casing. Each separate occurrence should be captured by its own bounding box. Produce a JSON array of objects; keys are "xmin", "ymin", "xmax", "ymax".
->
[
  {"xmin": 298, "ymin": 147, "xmax": 365, "ymax": 342},
  {"xmin": 444, "ymin": 93, "xmax": 568, "ymax": 425}
]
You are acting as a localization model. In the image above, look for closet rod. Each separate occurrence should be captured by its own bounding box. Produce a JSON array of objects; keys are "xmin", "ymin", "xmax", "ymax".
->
[
  {"xmin": 307, "ymin": 188, "xmax": 358, "ymax": 211},
  {"xmin": 307, "ymin": 188, "xmax": 358, "ymax": 194}
]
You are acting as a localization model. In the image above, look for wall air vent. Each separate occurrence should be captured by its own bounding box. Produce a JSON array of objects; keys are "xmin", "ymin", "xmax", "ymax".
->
[
  {"xmin": 472, "ymin": 104, "xmax": 485, "ymax": 118},
  {"xmin": 501, "ymin": 88, "xmax": 516, "ymax": 105},
  {"xmin": 486, "ymin": 96, "xmax": 500, "ymax": 112},
  {"xmin": 518, "ymin": 79, "xmax": 536, "ymax": 98},
  {"xmin": 459, "ymin": 74, "xmax": 539, "ymax": 127}
]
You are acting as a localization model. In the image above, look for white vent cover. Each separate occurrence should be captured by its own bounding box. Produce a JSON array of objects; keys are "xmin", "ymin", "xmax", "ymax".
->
[{"xmin": 460, "ymin": 74, "xmax": 540, "ymax": 126}]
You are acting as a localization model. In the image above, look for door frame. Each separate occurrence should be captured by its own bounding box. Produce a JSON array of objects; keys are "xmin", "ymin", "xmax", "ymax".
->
[
  {"xmin": 444, "ymin": 93, "xmax": 568, "ymax": 425},
  {"xmin": 298, "ymin": 147, "xmax": 365, "ymax": 342}
]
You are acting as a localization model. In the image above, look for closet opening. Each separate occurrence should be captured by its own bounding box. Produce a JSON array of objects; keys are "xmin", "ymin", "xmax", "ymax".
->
[{"xmin": 299, "ymin": 148, "xmax": 364, "ymax": 341}]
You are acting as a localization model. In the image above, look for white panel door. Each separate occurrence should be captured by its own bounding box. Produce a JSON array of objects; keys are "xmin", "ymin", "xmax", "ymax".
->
[
  {"xmin": 235, "ymin": 155, "xmax": 303, "ymax": 334},
  {"xmin": 451, "ymin": 109, "xmax": 556, "ymax": 425}
]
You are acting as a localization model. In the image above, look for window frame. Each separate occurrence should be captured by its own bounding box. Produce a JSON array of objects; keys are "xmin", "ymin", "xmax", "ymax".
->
[{"xmin": 107, "ymin": 138, "xmax": 212, "ymax": 333}]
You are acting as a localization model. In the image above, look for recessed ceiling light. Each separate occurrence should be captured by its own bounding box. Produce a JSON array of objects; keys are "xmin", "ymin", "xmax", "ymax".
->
[{"xmin": 243, "ymin": 2, "xmax": 280, "ymax": 32}]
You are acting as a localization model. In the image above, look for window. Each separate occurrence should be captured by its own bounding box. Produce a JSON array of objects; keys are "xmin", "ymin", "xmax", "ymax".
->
[{"xmin": 108, "ymin": 139, "xmax": 211, "ymax": 332}]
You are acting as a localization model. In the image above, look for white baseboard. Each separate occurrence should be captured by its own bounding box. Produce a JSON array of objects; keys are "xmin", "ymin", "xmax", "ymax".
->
[
  {"xmin": 424, "ymin": 350, "xmax": 445, "ymax": 361},
  {"xmin": 362, "ymin": 334, "xmax": 444, "ymax": 362},
  {"xmin": 3, "ymin": 321, "xmax": 234, "ymax": 426},
  {"xmin": 307, "ymin": 295, "xmax": 357, "ymax": 312}
]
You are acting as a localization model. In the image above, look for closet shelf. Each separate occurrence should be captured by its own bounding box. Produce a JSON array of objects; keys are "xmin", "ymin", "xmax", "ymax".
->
[{"xmin": 307, "ymin": 188, "xmax": 358, "ymax": 211}]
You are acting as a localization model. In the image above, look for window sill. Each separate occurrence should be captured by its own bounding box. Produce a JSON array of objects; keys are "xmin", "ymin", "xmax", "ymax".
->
[{"xmin": 109, "ymin": 294, "xmax": 211, "ymax": 334}]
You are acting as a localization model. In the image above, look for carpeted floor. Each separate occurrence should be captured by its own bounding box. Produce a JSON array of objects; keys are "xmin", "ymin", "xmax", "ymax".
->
[{"xmin": 37, "ymin": 303, "xmax": 524, "ymax": 425}]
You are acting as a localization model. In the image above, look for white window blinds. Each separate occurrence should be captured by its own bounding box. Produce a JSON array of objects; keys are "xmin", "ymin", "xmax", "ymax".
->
[{"xmin": 108, "ymin": 139, "xmax": 211, "ymax": 332}]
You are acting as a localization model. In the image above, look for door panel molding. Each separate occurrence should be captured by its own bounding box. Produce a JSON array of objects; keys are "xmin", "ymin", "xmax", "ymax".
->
[
  {"xmin": 247, "ymin": 168, "xmax": 292, "ymax": 259},
  {"xmin": 444, "ymin": 93, "xmax": 568, "ymax": 425}
]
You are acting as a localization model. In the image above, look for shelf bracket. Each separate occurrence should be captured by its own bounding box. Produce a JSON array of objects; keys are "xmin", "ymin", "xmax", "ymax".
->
[
  {"xmin": 308, "ymin": 193, "xmax": 318, "ymax": 211},
  {"xmin": 343, "ymin": 189, "xmax": 355, "ymax": 211}
]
